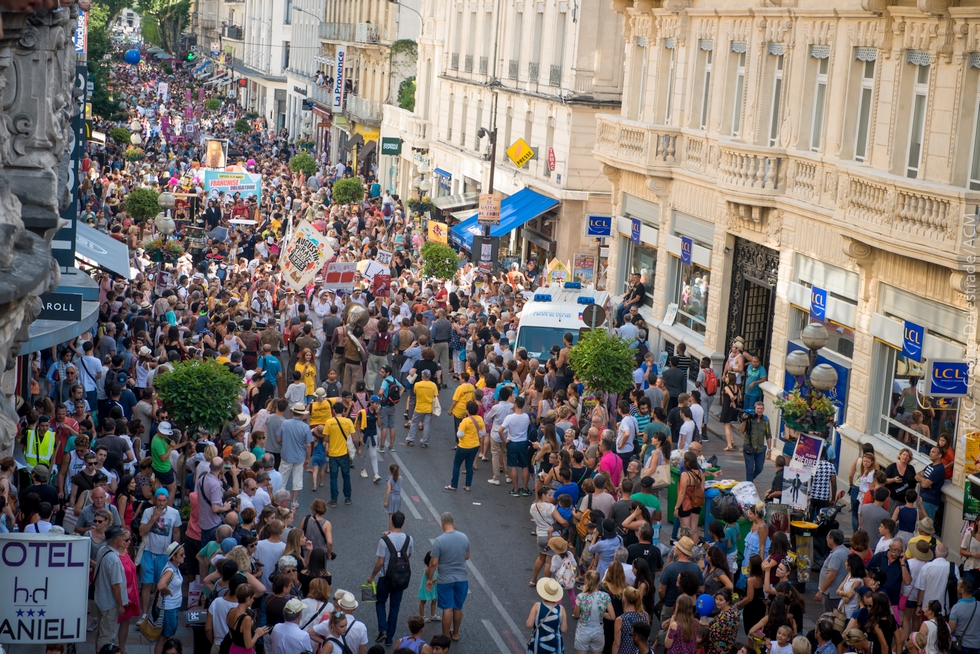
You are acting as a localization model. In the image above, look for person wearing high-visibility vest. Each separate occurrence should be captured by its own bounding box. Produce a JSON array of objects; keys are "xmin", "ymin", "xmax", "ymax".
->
[{"xmin": 22, "ymin": 413, "xmax": 56, "ymax": 468}]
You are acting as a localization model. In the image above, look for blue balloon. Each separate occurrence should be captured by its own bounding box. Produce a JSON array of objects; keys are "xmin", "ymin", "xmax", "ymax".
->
[
  {"xmin": 696, "ymin": 593, "xmax": 715, "ymax": 616},
  {"xmin": 124, "ymin": 49, "xmax": 141, "ymax": 65}
]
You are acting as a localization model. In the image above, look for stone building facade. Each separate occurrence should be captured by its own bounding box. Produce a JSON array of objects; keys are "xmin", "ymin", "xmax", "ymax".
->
[
  {"xmin": 0, "ymin": 7, "xmax": 80, "ymax": 455},
  {"xmin": 596, "ymin": 0, "xmax": 980, "ymax": 548}
]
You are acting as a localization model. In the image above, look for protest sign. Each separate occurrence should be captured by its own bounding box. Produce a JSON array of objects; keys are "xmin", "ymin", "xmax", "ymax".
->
[
  {"xmin": 376, "ymin": 249, "xmax": 393, "ymax": 266},
  {"xmin": 203, "ymin": 170, "xmax": 262, "ymax": 201},
  {"xmin": 782, "ymin": 433, "xmax": 825, "ymax": 511},
  {"xmin": 0, "ymin": 534, "xmax": 90, "ymax": 644},
  {"xmin": 323, "ymin": 261, "xmax": 357, "ymax": 290},
  {"xmin": 373, "ymin": 273, "xmax": 391, "ymax": 298},
  {"xmin": 281, "ymin": 220, "xmax": 333, "ymax": 292}
]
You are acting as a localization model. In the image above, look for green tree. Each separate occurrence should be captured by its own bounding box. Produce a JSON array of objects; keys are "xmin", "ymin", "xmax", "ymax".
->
[
  {"xmin": 140, "ymin": 16, "xmax": 162, "ymax": 46},
  {"xmin": 333, "ymin": 178, "xmax": 365, "ymax": 205},
  {"xmin": 234, "ymin": 118, "xmax": 252, "ymax": 134},
  {"xmin": 86, "ymin": 0, "xmax": 128, "ymax": 118},
  {"xmin": 154, "ymin": 360, "xmax": 242, "ymax": 434},
  {"xmin": 397, "ymin": 77, "xmax": 416, "ymax": 112},
  {"xmin": 109, "ymin": 128, "xmax": 132, "ymax": 146},
  {"xmin": 125, "ymin": 188, "xmax": 160, "ymax": 237},
  {"xmin": 205, "ymin": 98, "xmax": 222, "ymax": 111},
  {"xmin": 289, "ymin": 153, "xmax": 317, "ymax": 176},
  {"xmin": 420, "ymin": 242, "xmax": 458, "ymax": 281},
  {"xmin": 137, "ymin": 0, "xmax": 191, "ymax": 54},
  {"xmin": 568, "ymin": 329, "xmax": 636, "ymax": 395}
]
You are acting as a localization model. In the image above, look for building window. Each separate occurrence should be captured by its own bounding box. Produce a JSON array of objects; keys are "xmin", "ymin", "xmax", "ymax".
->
[
  {"xmin": 459, "ymin": 99, "xmax": 468, "ymax": 147},
  {"xmin": 731, "ymin": 47, "xmax": 746, "ymax": 137},
  {"xmin": 791, "ymin": 308, "xmax": 855, "ymax": 360},
  {"xmin": 769, "ymin": 52, "xmax": 784, "ymax": 147},
  {"xmin": 672, "ymin": 258, "xmax": 710, "ymax": 335},
  {"xmin": 624, "ymin": 242, "xmax": 656, "ymax": 309},
  {"xmin": 282, "ymin": 42, "xmax": 290, "ymax": 70},
  {"xmin": 446, "ymin": 94, "xmax": 455, "ymax": 141},
  {"xmin": 699, "ymin": 44, "xmax": 713, "ymax": 130},
  {"xmin": 664, "ymin": 42, "xmax": 677, "ymax": 124},
  {"xmin": 474, "ymin": 101, "xmax": 483, "ymax": 151},
  {"xmin": 969, "ymin": 85, "xmax": 980, "ymax": 190},
  {"xmin": 452, "ymin": 5, "xmax": 463, "ymax": 70},
  {"xmin": 510, "ymin": 9, "xmax": 523, "ymax": 80},
  {"xmin": 855, "ymin": 57, "xmax": 876, "ymax": 162},
  {"xmin": 810, "ymin": 46, "xmax": 831, "ymax": 152},
  {"xmin": 629, "ymin": 39, "xmax": 648, "ymax": 122},
  {"xmin": 907, "ymin": 59, "xmax": 930, "ymax": 179},
  {"xmin": 873, "ymin": 341, "xmax": 958, "ymax": 456}
]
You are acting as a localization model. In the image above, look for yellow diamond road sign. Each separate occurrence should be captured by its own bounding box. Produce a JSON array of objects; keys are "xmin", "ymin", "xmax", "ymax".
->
[{"xmin": 506, "ymin": 138, "xmax": 535, "ymax": 168}]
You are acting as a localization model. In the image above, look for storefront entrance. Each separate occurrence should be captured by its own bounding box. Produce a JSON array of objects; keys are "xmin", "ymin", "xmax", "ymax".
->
[{"xmin": 726, "ymin": 237, "xmax": 780, "ymax": 367}]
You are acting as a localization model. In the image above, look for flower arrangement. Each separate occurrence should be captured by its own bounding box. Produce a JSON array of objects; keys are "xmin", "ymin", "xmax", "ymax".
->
[
  {"xmin": 296, "ymin": 137, "xmax": 315, "ymax": 150},
  {"xmin": 406, "ymin": 197, "xmax": 434, "ymax": 215},
  {"xmin": 123, "ymin": 146, "xmax": 145, "ymax": 162},
  {"xmin": 143, "ymin": 237, "xmax": 185, "ymax": 263},
  {"xmin": 775, "ymin": 388, "xmax": 835, "ymax": 434}
]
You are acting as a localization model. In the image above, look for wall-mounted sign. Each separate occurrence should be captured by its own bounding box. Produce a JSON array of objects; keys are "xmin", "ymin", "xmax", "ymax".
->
[
  {"xmin": 926, "ymin": 360, "xmax": 970, "ymax": 397},
  {"xmin": 506, "ymin": 138, "xmax": 535, "ymax": 168},
  {"xmin": 680, "ymin": 236, "xmax": 693, "ymax": 266},
  {"xmin": 412, "ymin": 152, "xmax": 430, "ymax": 168},
  {"xmin": 586, "ymin": 215, "xmax": 611, "ymax": 237},
  {"xmin": 547, "ymin": 147, "xmax": 556, "ymax": 172},
  {"xmin": 902, "ymin": 320, "xmax": 924, "ymax": 362},
  {"xmin": 630, "ymin": 218, "xmax": 641, "ymax": 245},
  {"xmin": 380, "ymin": 137, "xmax": 402, "ymax": 155},
  {"xmin": 292, "ymin": 86, "xmax": 308, "ymax": 96},
  {"xmin": 332, "ymin": 46, "xmax": 346, "ymax": 111},
  {"xmin": 810, "ymin": 286, "xmax": 827, "ymax": 322},
  {"xmin": 39, "ymin": 293, "xmax": 83, "ymax": 322}
]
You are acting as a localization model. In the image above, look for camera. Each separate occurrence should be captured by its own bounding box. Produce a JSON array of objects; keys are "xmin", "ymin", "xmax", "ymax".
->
[{"xmin": 739, "ymin": 412, "xmax": 752, "ymax": 421}]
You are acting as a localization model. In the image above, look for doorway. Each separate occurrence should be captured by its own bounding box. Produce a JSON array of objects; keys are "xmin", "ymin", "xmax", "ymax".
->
[{"xmin": 726, "ymin": 237, "xmax": 780, "ymax": 367}]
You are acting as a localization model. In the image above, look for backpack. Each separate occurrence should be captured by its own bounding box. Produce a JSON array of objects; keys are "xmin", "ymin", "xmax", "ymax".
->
[
  {"xmin": 383, "ymin": 377, "xmax": 401, "ymax": 406},
  {"xmin": 554, "ymin": 552, "xmax": 577, "ymax": 590},
  {"xmin": 576, "ymin": 494, "xmax": 594, "ymax": 539},
  {"xmin": 383, "ymin": 534, "xmax": 412, "ymax": 591},
  {"xmin": 702, "ymin": 368, "xmax": 719, "ymax": 396},
  {"xmin": 394, "ymin": 636, "xmax": 425, "ymax": 654},
  {"xmin": 689, "ymin": 472, "xmax": 705, "ymax": 508},
  {"xmin": 373, "ymin": 331, "xmax": 391, "ymax": 355},
  {"xmin": 325, "ymin": 620, "xmax": 359, "ymax": 654}
]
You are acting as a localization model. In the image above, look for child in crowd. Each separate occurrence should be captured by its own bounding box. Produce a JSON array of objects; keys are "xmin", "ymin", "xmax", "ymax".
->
[
  {"xmin": 418, "ymin": 551, "xmax": 438, "ymax": 623},
  {"xmin": 393, "ymin": 614, "xmax": 430, "ymax": 654}
]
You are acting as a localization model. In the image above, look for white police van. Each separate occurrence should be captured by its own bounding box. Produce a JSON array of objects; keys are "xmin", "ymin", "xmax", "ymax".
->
[{"xmin": 514, "ymin": 283, "xmax": 612, "ymax": 360}]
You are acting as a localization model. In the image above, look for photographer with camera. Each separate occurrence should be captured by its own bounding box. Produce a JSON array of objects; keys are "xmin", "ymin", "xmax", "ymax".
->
[
  {"xmin": 739, "ymin": 401, "xmax": 771, "ymax": 483},
  {"xmin": 138, "ymin": 488, "xmax": 182, "ymax": 626}
]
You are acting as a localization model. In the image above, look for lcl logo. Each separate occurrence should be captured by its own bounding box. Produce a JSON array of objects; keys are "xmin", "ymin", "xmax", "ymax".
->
[{"xmin": 811, "ymin": 291, "xmax": 826, "ymax": 310}]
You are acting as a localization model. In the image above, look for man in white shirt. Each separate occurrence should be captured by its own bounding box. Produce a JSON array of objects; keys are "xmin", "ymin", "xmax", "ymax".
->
[
  {"xmin": 689, "ymin": 392, "xmax": 706, "ymax": 443},
  {"xmin": 254, "ymin": 520, "xmax": 287, "ymax": 591},
  {"xmin": 252, "ymin": 472, "xmax": 272, "ymax": 514},
  {"xmin": 615, "ymin": 400, "xmax": 637, "ymax": 467},
  {"xmin": 77, "ymin": 341, "xmax": 103, "ymax": 419},
  {"xmin": 484, "ymin": 387, "xmax": 515, "ymax": 486},
  {"xmin": 205, "ymin": 565, "xmax": 244, "ymax": 650},
  {"xmin": 268, "ymin": 599, "xmax": 312, "ymax": 654},
  {"xmin": 500, "ymin": 396, "xmax": 532, "ymax": 497},
  {"xmin": 916, "ymin": 543, "xmax": 959, "ymax": 614},
  {"xmin": 237, "ymin": 478, "xmax": 258, "ymax": 511}
]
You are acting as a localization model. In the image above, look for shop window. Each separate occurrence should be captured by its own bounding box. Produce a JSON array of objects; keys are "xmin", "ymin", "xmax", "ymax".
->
[
  {"xmin": 672, "ymin": 259, "xmax": 710, "ymax": 335},
  {"xmin": 791, "ymin": 309, "xmax": 854, "ymax": 360},
  {"xmin": 623, "ymin": 241, "xmax": 656, "ymax": 309},
  {"xmin": 873, "ymin": 341, "xmax": 959, "ymax": 458}
]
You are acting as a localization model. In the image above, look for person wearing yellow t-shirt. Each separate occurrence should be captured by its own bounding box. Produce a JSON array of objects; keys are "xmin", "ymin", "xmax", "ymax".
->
[
  {"xmin": 309, "ymin": 387, "xmax": 333, "ymax": 427},
  {"xmin": 295, "ymin": 349, "xmax": 318, "ymax": 402},
  {"xmin": 406, "ymin": 370, "xmax": 438, "ymax": 447},
  {"xmin": 215, "ymin": 343, "xmax": 232, "ymax": 365},
  {"xmin": 323, "ymin": 400, "xmax": 356, "ymax": 506},
  {"xmin": 449, "ymin": 381, "xmax": 476, "ymax": 430},
  {"xmin": 446, "ymin": 401, "xmax": 485, "ymax": 491}
]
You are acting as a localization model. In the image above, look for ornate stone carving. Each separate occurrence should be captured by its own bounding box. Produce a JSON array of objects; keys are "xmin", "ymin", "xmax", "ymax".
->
[
  {"xmin": 917, "ymin": 0, "xmax": 951, "ymax": 16},
  {"xmin": 861, "ymin": 0, "xmax": 893, "ymax": 15},
  {"xmin": 725, "ymin": 201, "xmax": 781, "ymax": 247}
]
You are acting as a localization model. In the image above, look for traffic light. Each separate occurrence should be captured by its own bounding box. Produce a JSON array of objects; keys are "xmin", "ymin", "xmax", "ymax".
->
[
  {"xmin": 186, "ymin": 52, "xmax": 196, "ymax": 61},
  {"xmin": 238, "ymin": 78, "xmax": 247, "ymax": 87}
]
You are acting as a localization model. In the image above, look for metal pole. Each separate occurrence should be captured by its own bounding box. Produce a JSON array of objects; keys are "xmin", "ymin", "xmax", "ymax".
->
[{"xmin": 484, "ymin": 128, "xmax": 497, "ymax": 239}]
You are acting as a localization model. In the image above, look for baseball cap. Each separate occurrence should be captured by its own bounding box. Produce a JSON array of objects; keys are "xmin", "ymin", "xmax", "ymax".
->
[
  {"xmin": 370, "ymin": 395, "xmax": 381, "ymax": 403},
  {"xmin": 32, "ymin": 464, "xmax": 50, "ymax": 482}
]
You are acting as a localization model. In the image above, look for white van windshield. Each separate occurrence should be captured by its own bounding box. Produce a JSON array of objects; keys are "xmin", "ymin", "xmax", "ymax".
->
[{"xmin": 515, "ymin": 327, "xmax": 578, "ymax": 360}]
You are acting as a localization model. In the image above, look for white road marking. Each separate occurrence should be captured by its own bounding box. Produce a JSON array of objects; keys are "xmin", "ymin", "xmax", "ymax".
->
[
  {"xmin": 482, "ymin": 618, "xmax": 513, "ymax": 654},
  {"xmin": 392, "ymin": 450, "xmax": 527, "ymax": 648}
]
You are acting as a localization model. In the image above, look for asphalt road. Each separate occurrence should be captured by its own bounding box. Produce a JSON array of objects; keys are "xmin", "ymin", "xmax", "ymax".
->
[{"xmin": 305, "ymin": 392, "xmax": 542, "ymax": 654}]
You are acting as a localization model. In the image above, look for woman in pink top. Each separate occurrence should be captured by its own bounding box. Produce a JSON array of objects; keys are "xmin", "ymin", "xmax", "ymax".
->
[
  {"xmin": 185, "ymin": 491, "xmax": 204, "ymax": 585},
  {"xmin": 117, "ymin": 530, "xmax": 141, "ymax": 654}
]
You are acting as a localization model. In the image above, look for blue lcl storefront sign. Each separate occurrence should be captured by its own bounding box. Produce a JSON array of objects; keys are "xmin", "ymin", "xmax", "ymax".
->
[
  {"xmin": 902, "ymin": 320, "xmax": 924, "ymax": 362},
  {"xmin": 927, "ymin": 361, "xmax": 970, "ymax": 397},
  {"xmin": 810, "ymin": 287, "xmax": 827, "ymax": 322}
]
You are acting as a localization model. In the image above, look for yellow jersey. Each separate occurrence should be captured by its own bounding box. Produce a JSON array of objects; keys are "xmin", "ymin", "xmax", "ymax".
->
[
  {"xmin": 325, "ymin": 416, "xmax": 356, "ymax": 458},
  {"xmin": 456, "ymin": 415, "xmax": 485, "ymax": 449},
  {"xmin": 451, "ymin": 383, "xmax": 475, "ymax": 418},
  {"xmin": 309, "ymin": 399, "xmax": 333, "ymax": 426},
  {"xmin": 413, "ymin": 380, "xmax": 438, "ymax": 414}
]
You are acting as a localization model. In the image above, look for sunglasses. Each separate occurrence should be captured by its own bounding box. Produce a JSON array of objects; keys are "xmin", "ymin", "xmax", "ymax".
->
[{"xmin": 86, "ymin": 461, "xmax": 97, "ymax": 467}]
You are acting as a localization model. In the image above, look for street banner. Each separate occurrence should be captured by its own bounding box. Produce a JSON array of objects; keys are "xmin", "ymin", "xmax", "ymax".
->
[
  {"xmin": 0, "ymin": 534, "xmax": 90, "ymax": 644},
  {"xmin": 158, "ymin": 82, "xmax": 169, "ymax": 98},
  {"xmin": 375, "ymin": 249, "xmax": 393, "ymax": 266},
  {"xmin": 478, "ymin": 192, "xmax": 502, "ymax": 225},
  {"xmin": 204, "ymin": 170, "xmax": 262, "ymax": 201},
  {"xmin": 782, "ymin": 433, "xmax": 825, "ymax": 511},
  {"xmin": 281, "ymin": 220, "xmax": 333, "ymax": 292},
  {"xmin": 185, "ymin": 88, "xmax": 192, "ymax": 102},
  {"xmin": 332, "ymin": 46, "xmax": 347, "ymax": 112},
  {"xmin": 323, "ymin": 261, "xmax": 357, "ymax": 290},
  {"xmin": 373, "ymin": 273, "xmax": 391, "ymax": 298},
  {"xmin": 573, "ymin": 254, "xmax": 596, "ymax": 283},
  {"xmin": 427, "ymin": 221, "xmax": 448, "ymax": 245},
  {"xmin": 198, "ymin": 88, "xmax": 204, "ymax": 102}
]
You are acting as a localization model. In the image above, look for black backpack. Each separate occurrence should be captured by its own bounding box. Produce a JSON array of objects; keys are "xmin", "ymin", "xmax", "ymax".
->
[
  {"xmin": 383, "ymin": 534, "xmax": 412, "ymax": 590},
  {"xmin": 384, "ymin": 378, "xmax": 401, "ymax": 406}
]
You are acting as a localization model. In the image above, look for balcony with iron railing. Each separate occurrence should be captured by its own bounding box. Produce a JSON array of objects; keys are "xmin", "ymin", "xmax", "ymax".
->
[
  {"xmin": 593, "ymin": 112, "xmax": 980, "ymax": 268},
  {"xmin": 528, "ymin": 61, "xmax": 539, "ymax": 82},
  {"xmin": 319, "ymin": 22, "xmax": 353, "ymax": 42},
  {"xmin": 222, "ymin": 25, "xmax": 243, "ymax": 40},
  {"xmin": 382, "ymin": 104, "xmax": 431, "ymax": 145},
  {"xmin": 346, "ymin": 94, "xmax": 382, "ymax": 124},
  {"xmin": 355, "ymin": 23, "xmax": 380, "ymax": 44},
  {"xmin": 549, "ymin": 64, "xmax": 561, "ymax": 86},
  {"xmin": 311, "ymin": 84, "xmax": 331, "ymax": 106}
]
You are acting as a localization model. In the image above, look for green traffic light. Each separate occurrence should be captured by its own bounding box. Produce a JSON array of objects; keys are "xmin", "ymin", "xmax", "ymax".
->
[{"xmin": 187, "ymin": 52, "xmax": 196, "ymax": 61}]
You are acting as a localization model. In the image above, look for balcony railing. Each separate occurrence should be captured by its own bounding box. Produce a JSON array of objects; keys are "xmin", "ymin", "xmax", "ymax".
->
[
  {"xmin": 479, "ymin": 56, "xmax": 488, "ymax": 75},
  {"xmin": 508, "ymin": 59, "xmax": 518, "ymax": 79},
  {"xmin": 222, "ymin": 25, "xmax": 243, "ymax": 39},
  {"xmin": 549, "ymin": 64, "xmax": 561, "ymax": 86},
  {"xmin": 311, "ymin": 84, "xmax": 331, "ymax": 106},
  {"xmin": 382, "ymin": 104, "xmax": 431, "ymax": 144},
  {"xmin": 593, "ymin": 112, "xmax": 980, "ymax": 265},
  {"xmin": 346, "ymin": 94, "xmax": 382, "ymax": 123},
  {"xmin": 464, "ymin": 55, "xmax": 473, "ymax": 73},
  {"xmin": 319, "ymin": 22, "xmax": 353, "ymax": 41},
  {"xmin": 450, "ymin": 53, "xmax": 459, "ymax": 70},
  {"xmin": 355, "ymin": 23, "xmax": 380, "ymax": 44},
  {"xmin": 528, "ymin": 61, "xmax": 539, "ymax": 82}
]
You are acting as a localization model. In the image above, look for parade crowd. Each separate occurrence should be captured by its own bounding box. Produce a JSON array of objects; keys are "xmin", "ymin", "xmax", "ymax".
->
[{"xmin": 3, "ymin": 41, "xmax": 977, "ymax": 654}]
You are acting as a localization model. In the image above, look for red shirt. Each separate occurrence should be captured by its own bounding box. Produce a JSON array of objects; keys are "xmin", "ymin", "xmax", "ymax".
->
[{"xmin": 435, "ymin": 287, "xmax": 448, "ymax": 309}]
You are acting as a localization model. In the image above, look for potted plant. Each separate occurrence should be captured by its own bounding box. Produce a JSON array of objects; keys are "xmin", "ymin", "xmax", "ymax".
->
[
  {"xmin": 143, "ymin": 237, "xmax": 185, "ymax": 264},
  {"xmin": 123, "ymin": 146, "xmax": 145, "ymax": 161},
  {"xmin": 406, "ymin": 197, "xmax": 434, "ymax": 215},
  {"xmin": 774, "ymin": 389, "xmax": 835, "ymax": 434}
]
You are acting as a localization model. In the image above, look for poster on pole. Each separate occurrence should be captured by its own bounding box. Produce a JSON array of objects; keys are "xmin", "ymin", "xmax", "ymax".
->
[
  {"xmin": 0, "ymin": 534, "xmax": 90, "ymax": 644},
  {"xmin": 323, "ymin": 261, "xmax": 357, "ymax": 290},
  {"xmin": 358, "ymin": 260, "xmax": 390, "ymax": 282},
  {"xmin": 782, "ymin": 433, "xmax": 825, "ymax": 511},
  {"xmin": 572, "ymin": 253, "xmax": 596, "ymax": 283},
  {"xmin": 478, "ymin": 193, "xmax": 502, "ymax": 225},
  {"xmin": 281, "ymin": 220, "xmax": 333, "ymax": 292}
]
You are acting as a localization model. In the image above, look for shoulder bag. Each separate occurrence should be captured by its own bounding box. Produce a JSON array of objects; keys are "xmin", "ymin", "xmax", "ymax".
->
[
  {"xmin": 952, "ymin": 600, "xmax": 978, "ymax": 654},
  {"xmin": 334, "ymin": 418, "xmax": 356, "ymax": 461},
  {"xmin": 651, "ymin": 450, "xmax": 670, "ymax": 490}
]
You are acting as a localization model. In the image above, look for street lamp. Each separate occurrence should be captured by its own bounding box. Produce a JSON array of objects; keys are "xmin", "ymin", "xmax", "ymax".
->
[
  {"xmin": 476, "ymin": 125, "xmax": 498, "ymax": 239},
  {"xmin": 129, "ymin": 118, "xmax": 142, "ymax": 134},
  {"xmin": 386, "ymin": 0, "xmax": 424, "ymax": 23},
  {"xmin": 157, "ymin": 191, "xmax": 177, "ymax": 213},
  {"xmin": 154, "ymin": 212, "xmax": 176, "ymax": 236},
  {"xmin": 130, "ymin": 133, "xmax": 142, "ymax": 145},
  {"xmin": 783, "ymin": 322, "xmax": 839, "ymax": 438}
]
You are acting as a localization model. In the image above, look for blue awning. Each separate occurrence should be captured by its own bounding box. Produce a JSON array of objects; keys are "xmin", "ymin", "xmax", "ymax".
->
[
  {"xmin": 449, "ymin": 188, "xmax": 559, "ymax": 250},
  {"xmin": 193, "ymin": 61, "xmax": 208, "ymax": 74},
  {"xmin": 433, "ymin": 168, "xmax": 452, "ymax": 178}
]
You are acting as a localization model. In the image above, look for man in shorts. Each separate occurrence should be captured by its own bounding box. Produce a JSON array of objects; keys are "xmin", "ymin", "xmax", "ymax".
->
[
  {"xmin": 138, "ymin": 488, "xmax": 181, "ymax": 622},
  {"xmin": 425, "ymin": 512, "xmax": 470, "ymax": 641},
  {"xmin": 500, "ymin": 396, "xmax": 532, "ymax": 497},
  {"xmin": 150, "ymin": 422, "xmax": 184, "ymax": 506}
]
